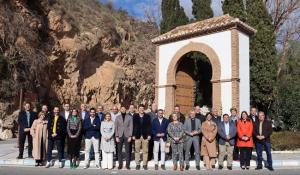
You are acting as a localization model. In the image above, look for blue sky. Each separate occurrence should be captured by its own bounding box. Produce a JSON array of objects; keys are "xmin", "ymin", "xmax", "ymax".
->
[{"xmin": 100, "ymin": 0, "xmax": 223, "ymax": 21}]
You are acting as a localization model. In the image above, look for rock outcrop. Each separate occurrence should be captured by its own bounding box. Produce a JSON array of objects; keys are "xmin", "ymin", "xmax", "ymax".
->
[
  {"xmin": 0, "ymin": 0, "xmax": 158, "ymax": 110},
  {"xmin": 0, "ymin": 0, "xmax": 158, "ymax": 139}
]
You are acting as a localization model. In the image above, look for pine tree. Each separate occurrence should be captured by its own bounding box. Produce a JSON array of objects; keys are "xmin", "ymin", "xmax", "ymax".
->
[
  {"xmin": 246, "ymin": 0, "xmax": 277, "ymax": 112},
  {"xmin": 190, "ymin": 0, "xmax": 214, "ymax": 106},
  {"xmin": 160, "ymin": 0, "xmax": 189, "ymax": 34},
  {"xmin": 274, "ymin": 41, "xmax": 300, "ymax": 131},
  {"xmin": 222, "ymin": 0, "xmax": 247, "ymax": 22},
  {"xmin": 192, "ymin": 0, "xmax": 213, "ymax": 21},
  {"xmin": 277, "ymin": 41, "xmax": 300, "ymax": 130}
]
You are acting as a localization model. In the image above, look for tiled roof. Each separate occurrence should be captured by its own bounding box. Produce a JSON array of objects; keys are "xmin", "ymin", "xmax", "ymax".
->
[{"xmin": 152, "ymin": 14, "xmax": 256, "ymax": 45}]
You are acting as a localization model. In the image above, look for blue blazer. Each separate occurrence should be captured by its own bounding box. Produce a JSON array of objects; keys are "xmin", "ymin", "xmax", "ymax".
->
[
  {"xmin": 83, "ymin": 116, "xmax": 101, "ymax": 139},
  {"xmin": 217, "ymin": 121, "xmax": 237, "ymax": 146},
  {"xmin": 152, "ymin": 117, "xmax": 169, "ymax": 141}
]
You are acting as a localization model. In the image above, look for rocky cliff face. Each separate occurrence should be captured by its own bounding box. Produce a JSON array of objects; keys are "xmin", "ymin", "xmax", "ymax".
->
[
  {"xmin": 0, "ymin": 0, "xmax": 158, "ymax": 108},
  {"xmin": 0, "ymin": 0, "xmax": 158, "ymax": 138}
]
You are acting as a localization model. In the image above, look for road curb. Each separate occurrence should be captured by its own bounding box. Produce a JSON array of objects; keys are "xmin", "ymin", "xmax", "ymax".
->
[{"xmin": 0, "ymin": 159, "xmax": 300, "ymax": 169}]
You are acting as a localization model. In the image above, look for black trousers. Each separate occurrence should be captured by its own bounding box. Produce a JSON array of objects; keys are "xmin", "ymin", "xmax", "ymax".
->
[
  {"xmin": 148, "ymin": 138, "xmax": 154, "ymax": 161},
  {"xmin": 19, "ymin": 131, "xmax": 33, "ymax": 157},
  {"xmin": 239, "ymin": 147, "xmax": 252, "ymax": 167},
  {"xmin": 233, "ymin": 146, "xmax": 240, "ymax": 160},
  {"xmin": 233, "ymin": 136, "xmax": 239, "ymax": 160},
  {"xmin": 117, "ymin": 135, "xmax": 131, "ymax": 167},
  {"xmin": 47, "ymin": 138, "xmax": 63, "ymax": 162},
  {"xmin": 61, "ymin": 135, "xmax": 66, "ymax": 159}
]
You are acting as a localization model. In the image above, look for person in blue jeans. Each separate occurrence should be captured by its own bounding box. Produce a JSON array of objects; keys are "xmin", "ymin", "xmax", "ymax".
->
[
  {"xmin": 253, "ymin": 111, "xmax": 274, "ymax": 171},
  {"xmin": 46, "ymin": 107, "xmax": 67, "ymax": 168}
]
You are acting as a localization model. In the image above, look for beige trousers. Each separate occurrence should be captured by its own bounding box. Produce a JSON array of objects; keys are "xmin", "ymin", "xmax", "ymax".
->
[
  {"xmin": 134, "ymin": 138, "xmax": 149, "ymax": 166},
  {"xmin": 218, "ymin": 142, "xmax": 234, "ymax": 167}
]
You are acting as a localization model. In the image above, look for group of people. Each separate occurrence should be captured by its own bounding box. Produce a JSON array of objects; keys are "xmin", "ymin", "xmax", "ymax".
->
[{"xmin": 17, "ymin": 102, "xmax": 274, "ymax": 171}]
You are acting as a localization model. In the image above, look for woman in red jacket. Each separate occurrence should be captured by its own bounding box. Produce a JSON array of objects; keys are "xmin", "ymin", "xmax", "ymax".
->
[{"xmin": 237, "ymin": 111, "xmax": 253, "ymax": 170}]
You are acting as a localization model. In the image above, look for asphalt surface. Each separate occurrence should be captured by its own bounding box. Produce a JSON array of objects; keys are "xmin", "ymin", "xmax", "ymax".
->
[{"xmin": 0, "ymin": 166, "xmax": 300, "ymax": 175}]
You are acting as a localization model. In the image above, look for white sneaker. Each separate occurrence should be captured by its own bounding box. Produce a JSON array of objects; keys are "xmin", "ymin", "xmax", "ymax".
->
[
  {"xmin": 83, "ymin": 165, "xmax": 89, "ymax": 169},
  {"xmin": 45, "ymin": 162, "xmax": 51, "ymax": 168},
  {"xmin": 59, "ymin": 162, "xmax": 64, "ymax": 168}
]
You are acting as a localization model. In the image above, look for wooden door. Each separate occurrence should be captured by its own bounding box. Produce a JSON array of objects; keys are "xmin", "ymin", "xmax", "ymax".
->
[{"xmin": 175, "ymin": 70, "xmax": 195, "ymax": 115}]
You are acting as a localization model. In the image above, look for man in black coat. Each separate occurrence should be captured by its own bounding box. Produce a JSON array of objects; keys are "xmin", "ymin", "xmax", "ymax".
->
[
  {"xmin": 17, "ymin": 102, "xmax": 37, "ymax": 159},
  {"xmin": 46, "ymin": 107, "xmax": 67, "ymax": 168},
  {"xmin": 169, "ymin": 105, "xmax": 186, "ymax": 124},
  {"xmin": 230, "ymin": 107, "xmax": 239, "ymax": 161},
  {"xmin": 254, "ymin": 111, "xmax": 274, "ymax": 171},
  {"xmin": 128, "ymin": 104, "xmax": 137, "ymax": 117},
  {"xmin": 132, "ymin": 104, "xmax": 152, "ymax": 170},
  {"xmin": 249, "ymin": 106, "xmax": 259, "ymax": 161},
  {"xmin": 195, "ymin": 105, "xmax": 206, "ymax": 123},
  {"xmin": 59, "ymin": 103, "xmax": 71, "ymax": 159},
  {"xmin": 212, "ymin": 107, "xmax": 221, "ymax": 124},
  {"xmin": 250, "ymin": 106, "xmax": 259, "ymax": 124},
  {"xmin": 41, "ymin": 104, "xmax": 51, "ymax": 120}
]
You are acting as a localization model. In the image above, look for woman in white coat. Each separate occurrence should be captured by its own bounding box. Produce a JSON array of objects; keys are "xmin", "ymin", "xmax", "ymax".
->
[{"xmin": 100, "ymin": 113, "xmax": 115, "ymax": 170}]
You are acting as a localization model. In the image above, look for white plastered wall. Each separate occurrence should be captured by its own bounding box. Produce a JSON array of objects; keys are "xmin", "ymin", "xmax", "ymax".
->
[{"xmin": 156, "ymin": 30, "xmax": 250, "ymax": 115}]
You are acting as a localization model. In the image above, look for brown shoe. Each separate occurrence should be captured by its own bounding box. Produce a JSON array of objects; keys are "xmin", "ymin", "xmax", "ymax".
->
[
  {"xmin": 173, "ymin": 164, "xmax": 177, "ymax": 171},
  {"xmin": 180, "ymin": 164, "xmax": 184, "ymax": 171}
]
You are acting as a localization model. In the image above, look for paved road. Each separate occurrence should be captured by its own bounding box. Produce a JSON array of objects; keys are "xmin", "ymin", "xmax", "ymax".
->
[{"xmin": 0, "ymin": 166, "xmax": 300, "ymax": 175}]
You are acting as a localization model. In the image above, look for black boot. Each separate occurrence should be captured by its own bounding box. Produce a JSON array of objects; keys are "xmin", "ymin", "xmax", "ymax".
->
[{"xmin": 255, "ymin": 165, "xmax": 262, "ymax": 170}]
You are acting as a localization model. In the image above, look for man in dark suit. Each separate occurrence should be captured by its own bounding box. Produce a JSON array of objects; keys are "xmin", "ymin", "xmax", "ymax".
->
[
  {"xmin": 60, "ymin": 103, "xmax": 71, "ymax": 120},
  {"xmin": 60, "ymin": 103, "xmax": 71, "ymax": 159},
  {"xmin": 115, "ymin": 106, "xmax": 133, "ymax": 170},
  {"xmin": 132, "ymin": 104, "xmax": 152, "ymax": 170},
  {"xmin": 230, "ymin": 107, "xmax": 239, "ymax": 161},
  {"xmin": 148, "ymin": 103, "xmax": 158, "ymax": 122},
  {"xmin": 217, "ymin": 114, "xmax": 237, "ymax": 170},
  {"xmin": 169, "ymin": 105, "xmax": 185, "ymax": 124},
  {"xmin": 152, "ymin": 109, "xmax": 169, "ymax": 170},
  {"xmin": 17, "ymin": 102, "xmax": 37, "ymax": 159},
  {"xmin": 249, "ymin": 106, "xmax": 259, "ymax": 161},
  {"xmin": 128, "ymin": 104, "xmax": 136, "ymax": 117},
  {"xmin": 254, "ymin": 111, "xmax": 274, "ymax": 171},
  {"xmin": 250, "ymin": 106, "xmax": 259, "ymax": 123},
  {"xmin": 41, "ymin": 104, "xmax": 51, "ymax": 120},
  {"xmin": 46, "ymin": 107, "xmax": 67, "ymax": 168},
  {"xmin": 195, "ymin": 105, "xmax": 206, "ymax": 123},
  {"xmin": 96, "ymin": 105, "xmax": 105, "ymax": 161},
  {"xmin": 212, "ymin": 107, "xmax": 221, "ymax": 124}
]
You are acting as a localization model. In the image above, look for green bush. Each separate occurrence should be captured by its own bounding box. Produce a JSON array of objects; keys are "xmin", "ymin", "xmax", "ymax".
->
[{"xmin": 271, "ymin": 131, "xmax": 300, "ymax": 151}]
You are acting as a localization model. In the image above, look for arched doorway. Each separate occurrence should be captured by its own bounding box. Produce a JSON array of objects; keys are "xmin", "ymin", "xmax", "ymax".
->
[
  {"xmin": 175, "ymin": 52, "xmax": 212, "ymax": 114},
  {"xmin": 153, "ymin": 14, "xmax": 255, "ymax": 115},
  {"xmin": 166, "ymin": 42, "xmax": 221, "ymax": 115}
]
